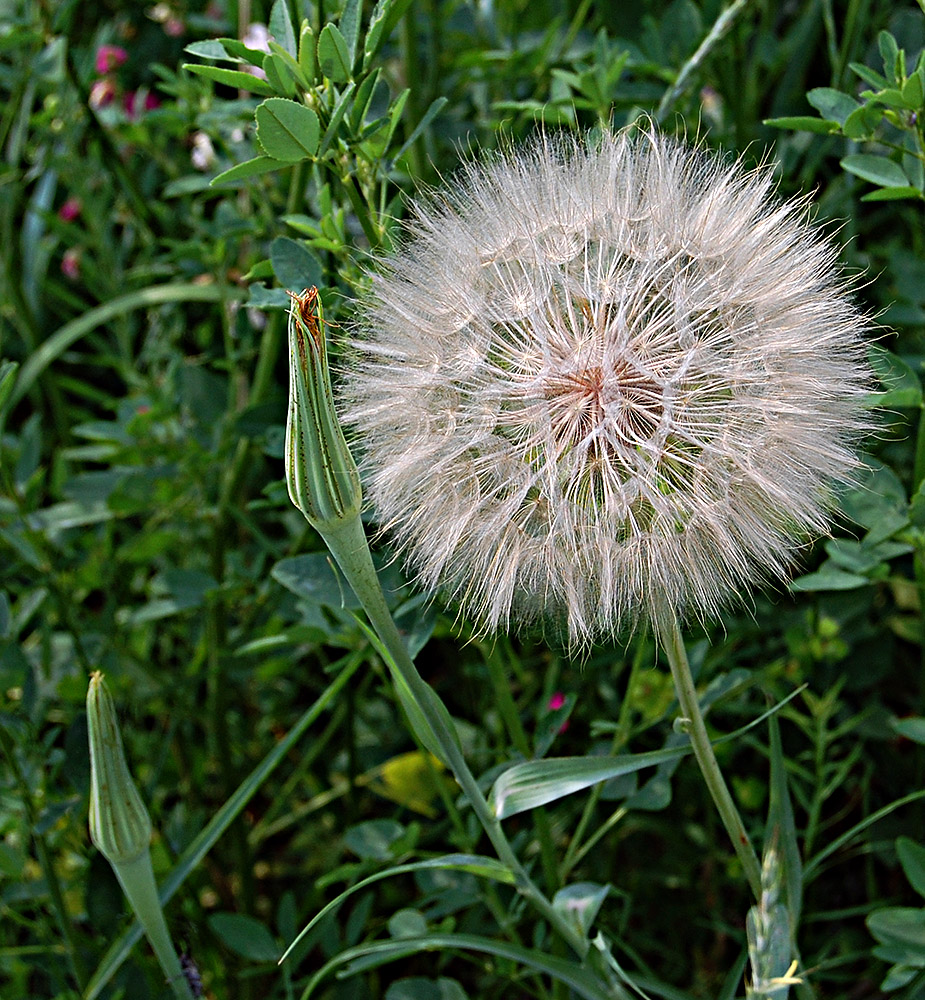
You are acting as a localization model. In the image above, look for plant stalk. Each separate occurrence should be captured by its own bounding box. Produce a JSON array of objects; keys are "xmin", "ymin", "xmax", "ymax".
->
[
  {"xmin": 660, "ymin": 614, "xmax": 763, "ymax": 899},
  {"xmin": 316, "ymin": 513, "xmax": 591, "ymax": 959}
]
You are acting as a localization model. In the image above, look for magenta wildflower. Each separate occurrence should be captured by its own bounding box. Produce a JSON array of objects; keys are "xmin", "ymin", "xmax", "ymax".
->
[
  {"xmin": 58, "ymin": 197, "xmax": 82, "ymax": 223},
  {"xmin": 95, "ymin": 45, "xmax": 128, "ymax": 75},
  {"xmin": 61, "ymin": 248, "xmax": 80, "ymax": 281},
  {"xmin": 123, "ymin": 91, "xmax": 160, "ymax": 119}
]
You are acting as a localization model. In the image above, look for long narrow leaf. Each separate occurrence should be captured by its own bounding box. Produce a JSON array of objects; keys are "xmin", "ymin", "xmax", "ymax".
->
[
  {"xmin": 389, "ymin": 96, "xmax": 448, "ymax": 164},
  {"xmin": 278, "ymin": 854, "xmax": 516, "ymax": 964},
  {"xmin": 299, "ymin": 932, "xmax": 628, "ymax": 1000},
  {"xmin": 767, "ymin": 712, "xmax": 803, "ymax": 932},
  {"xmin": 803, "ymin": 788, "xmax": 925, "ymax": 882},
  {"xmin": 11, "ymin": 284, "xmax": 246, "ymax": 409},
  {"xmin": 83, "ymin": 654, "xmax": 363, "ymax": 999},
  {"xmin": 491, "ymin": 686, "xmax": 807, "ymax": 819}
]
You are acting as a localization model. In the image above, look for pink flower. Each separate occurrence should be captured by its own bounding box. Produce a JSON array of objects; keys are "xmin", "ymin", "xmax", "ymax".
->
[
  {"xmin": 164, "ymin": 17, "xmax": 185, "ymax": 37},
  {"xmin": 61, "ymin": 248, "xmax": 81, "ymax": 281},
  {"xmin": 89, "ymin": 78, "xmax": 116, "ymax": 109},
  {"xmin": 123, "ymin": 91, "xmax": 160, "ymax": 120},
  {"xmin": 547, "ymin": 692, "xmax": 570, "ymax": 733},
  {"xmin": 95, "ymin": 45, "xmax": 128, "ymax": 75},
  {"xmin": 58, "ymin": 197, "xmax": 82, "ymax": 222}
]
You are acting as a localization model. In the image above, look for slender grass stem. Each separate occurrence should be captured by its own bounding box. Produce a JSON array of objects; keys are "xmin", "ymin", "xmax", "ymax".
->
[
  {"xmin": 483, "ymin": 646, "xmax": 560, "ymax": 897},
  {"xmin": 560, "ymin": 629, "xmax": 649, "ymax": 882},
  {"xmin": 656, "ymin": 0, "xmax": 753, "ymax": 123},
  {"xmin": 660, "ymin": 614, "xmax": 762, "ymax": 900}
]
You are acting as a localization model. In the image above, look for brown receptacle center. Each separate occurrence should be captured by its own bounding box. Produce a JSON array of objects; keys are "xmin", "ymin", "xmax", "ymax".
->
[{"xmin": 543, "ymin": 358, "xmax": 663, "ymax": 453}]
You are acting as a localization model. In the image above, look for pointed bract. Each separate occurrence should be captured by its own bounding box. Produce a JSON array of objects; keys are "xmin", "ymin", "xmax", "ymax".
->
[
  {"xmin": 286, "ymin": 287, "xmax": 362, "ymax": 530},
  {"xmin": 87, "ymin": 671, "xmax": 152, "ymax": 866}
]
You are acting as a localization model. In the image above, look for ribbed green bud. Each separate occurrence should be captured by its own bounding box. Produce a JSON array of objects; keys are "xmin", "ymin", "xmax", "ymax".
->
[
  {"xmin": 285, "ymin": 287, "xmax": 362, "ymax": 530},
  {"xmin": 87, "ymin": 671, "xmax": 152, "ymax": 866}
]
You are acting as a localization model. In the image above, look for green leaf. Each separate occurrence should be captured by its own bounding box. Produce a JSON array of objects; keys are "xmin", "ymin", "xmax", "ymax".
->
[
  {"xmin": 553, "ymin": 883, "xmax": 610, "ymax": 939},
  {"xmin": 806, "ymin": 87, "xmax": 860, "ymax": 124},
  {"xmin": 364, "ymin": 0, "xmax": 415, "ymax": 68},
  {"xmin": 346, "ymin": 819, "xmax": 406, "ymax": 860},
  {"xmin": 386, "ymin": 978, "xmax": 468, "ymax": 1000},
  {"xmin": 318, "ymin": 81, "xmax": 357, "ymax": 156},
  {"xmin": 262, "ymin": 51, "xmax": 297, "ymax": 96},
  {"xmin": 762, "ymin": 115, "xmax": 838, "ymax": 134},
  {"xmin": 318, "ymin": 23, "xmax": 351, "ymax": 82},
  {"xmin": 279, "ymin": 855, "xmax": 515, "ymax": 964},
  {"xmin": 270, "ymin": 236, "xmax": 323, "ymax": 291},
  {"xmin": 211, "ymin": 155, "xmax": 283, "ymax": 186},
  {"xmin": 879, "ymin": 30, "xmax": 900, "ymax": 83},
  {"xmin": 868, "ymin": 907, "xmax": 925, "ymax": 950},
  {"xmin": 843, "ymin": 104, "xmax": 881, "ymax": 140},
  {"xmin": 850, "ymin": 61, "xmax": 888, "ymax": 89},
  {"xmin": 862, "ymin": 186, "xmax": 923, "ymax": 202},
  {"xmin": 208, "ymin": 913, "xmax": 279, "ymax": 962},
  {"xmin": 269, "ymin": 0, "xmax": 297, "ymax": 56},
  {"xmin": 902, "ymin": 71, "xmax": 924, "ymax": 108},
  {"xmin": 842, "ymin": 154, "xmax": 910, "ymax": 189},
  {"xmin": 789, "ymin": 565, "xmax": 870, "ymax": 592},
  {"xmin": 892, "ymin": 717, "xmax": 925, "ymax": 745},
  {"xmin": 767, "ymin": 713, "xmax": 802, "ymax": 931},
  {"xmin": 182, "ymin": 62, "xmax": 274, "ymax": 96},
  {"xmin": 300, "ymin": 933, "xmax": 628, "ymax": 1000},
  {"xmin": 898, "ymin": 838, "xmax": 925, "ymax": 899},
  {"xmin": 868, "ymin": 344, "xmax": 922, "ymax": 407},
  {"xmin": 298, "ymin": 22, "xmax": 316, "ymax": 81},
  {"xmin": 268, "ymin": 40, "xmax": 310, "ymax": 88},
  {"xmin": 869, "ymin": 87, "xmax": 909, "ymax": 108},
  {"xmin": 184, "ymin": 39, "xmax": 234, "ymax": 60},
  {"xmin": 255, "ymin": 97, "xmax": 320, "ymax": 161},
  {"xmin": 390, "ymin": 96, "xmax": 448, "ymax": 164},
  {"xmin": 840, "ymin": 459, "xmax": 909, "ymax": 544},
  {"xmin": 272, "ymin": 552, "xmax": 360, "ymax": 608},
  {"xmin": 185, "ymin": 38, "xmax": 268, "ymax": 63},
  {"xmin": 489, "ymin": 688, "xmax": 804, "ymax": 819},
  {"xmin": 0, "ymin": 360, "xmax": 19, "ymax": 414},
  {"xmin": 339, "ymin": 0, "xmax": 362, "ymax": 66},
  {"xmin": 389, "ymin": 909, "xmax": 428, "ymax": 939}
]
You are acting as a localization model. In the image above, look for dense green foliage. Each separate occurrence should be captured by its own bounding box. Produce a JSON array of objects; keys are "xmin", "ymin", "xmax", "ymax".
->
[{"xmin": 3, "ymin": 1, "xmax": 925, "ymax": 998}]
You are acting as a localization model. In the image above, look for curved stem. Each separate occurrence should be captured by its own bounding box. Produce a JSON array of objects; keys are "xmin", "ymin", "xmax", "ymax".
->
[
  {"xmin": 113, "ymin": 853, "xmax": 193, "ymax": 1000},
  {"xmin": 317, "ymin": 515, "xmax": 590, "ymax": 959},
  {"xmin": 660, "ymin": 614, "xmax": 762, "ymax": 900}
]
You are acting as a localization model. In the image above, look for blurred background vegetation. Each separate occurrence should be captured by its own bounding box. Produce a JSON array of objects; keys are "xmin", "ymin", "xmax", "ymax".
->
[{"xmin": 3, "ymin": 0, "xmax": 925, "ymax": 998}]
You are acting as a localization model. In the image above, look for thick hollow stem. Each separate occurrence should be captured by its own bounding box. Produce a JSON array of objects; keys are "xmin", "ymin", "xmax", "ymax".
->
[
  {"xmin": 113, "ymin": 852, "xmax": 193, "ymax": 1000},
  {"xmin": 660, "ymin": 614, "xmax": 763, "ymax": 900}
]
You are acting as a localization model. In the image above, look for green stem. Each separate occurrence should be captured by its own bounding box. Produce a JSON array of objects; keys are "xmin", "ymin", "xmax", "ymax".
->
[
  {"xmin": 317, "ymin": 514, "xmax": 590, "ymax": 959},
  {"xmin": 655, "ymin": 0, "xmax": 752, "ymax": 123},
  {"xmin": 660, "ymin": 614, "xmax": 762, "ymax": 900},
  {"xmin": 111, "ymin": 852, "xmax": 194, "ymax": 1000}
]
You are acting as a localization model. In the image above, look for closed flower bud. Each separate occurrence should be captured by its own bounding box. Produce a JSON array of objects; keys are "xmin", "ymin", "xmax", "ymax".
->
[
  {"xmin": 87, "ymin": 671, "xmax": 152, "ymax": 866},
  {"xmin": 286, "ymin": 287, "xmax": 362, "ymax": 531}
]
